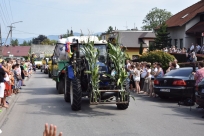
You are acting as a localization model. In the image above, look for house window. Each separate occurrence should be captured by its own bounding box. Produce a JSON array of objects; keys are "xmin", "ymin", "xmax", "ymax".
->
[
  {"xmin": 200, "ymin": 14, "xmax": 204, "ymax": 21},
  {"xmin": 169, "ymin": 39, "xmax": 172, "ymax": 47},
  {"xmin": 180, "ymin": 39, "xmax": 183, "ymax": 49},
  {"xmin": 174, "ymin": 39, "xmax": 178, "ymax": 47},
  {"xmin": 132, "ymin": 55, "xmax": 139, "ymax": 60}
]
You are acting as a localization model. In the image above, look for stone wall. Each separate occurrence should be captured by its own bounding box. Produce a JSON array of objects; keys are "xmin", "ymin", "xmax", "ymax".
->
[{"xmin": 31, "ymin": 44, "xmax": 55, "ymax": 57}]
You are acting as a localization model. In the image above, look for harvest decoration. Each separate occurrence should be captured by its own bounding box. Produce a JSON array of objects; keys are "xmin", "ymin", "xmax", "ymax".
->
[{"xmin": 81, "ymin": 41, "xmax": 100, "ymax": 102}]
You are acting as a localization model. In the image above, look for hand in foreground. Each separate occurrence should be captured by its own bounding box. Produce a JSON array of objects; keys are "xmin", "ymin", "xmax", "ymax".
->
[{"xmin": 43, "ymin": 123, "xmax": 62, "ymax": 136}]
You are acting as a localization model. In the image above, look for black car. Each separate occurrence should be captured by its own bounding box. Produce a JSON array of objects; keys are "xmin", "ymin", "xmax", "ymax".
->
[
  {"xmin": 196, "ymin": 79, "xmax": 204, "ymax": 108},
  {"xmin": 154, "ymin": 67, "xmax": 195, "ymax": 99}
]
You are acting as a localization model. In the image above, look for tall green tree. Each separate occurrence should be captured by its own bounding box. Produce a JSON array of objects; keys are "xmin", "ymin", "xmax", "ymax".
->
[
  {"xmin": 106, "ymin": 26, "xmax": 113, "ymax": 33},
  {"xmin": 154, "ymin": 23, "xmax": 171, "ymax": 50},
  {"xmin": 11, "ymin": 39, "xmax": 19, "ymax": 46},
  {"xmin": 32, "ymin": 35, "xmax": 48, "ymax": 44},
  {"xmin": 142, "ymin": 7, "xmax": 172, "ymax": 31},
  {"xmin": 21, "ymin": 40, "xmax": 29, "ymax": 46}
]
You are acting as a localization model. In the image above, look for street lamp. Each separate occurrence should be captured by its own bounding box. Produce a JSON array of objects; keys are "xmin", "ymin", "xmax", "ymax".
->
[
  {"xmin": 11, "ymin": 21, "xmax": 23, "ymax": 25},
  {"xmin": 8, "ymin": 21, "xmax": 23, "ymax": 45}
]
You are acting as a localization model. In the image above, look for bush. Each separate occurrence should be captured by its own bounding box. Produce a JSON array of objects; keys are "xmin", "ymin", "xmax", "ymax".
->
[{"xmin": 139, "ymin": 50, "xmax": 175, "ymax": 70}]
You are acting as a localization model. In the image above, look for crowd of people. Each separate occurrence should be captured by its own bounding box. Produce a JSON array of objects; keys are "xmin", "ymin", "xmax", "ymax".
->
[
  {"xmin": 162, "ymin": 43, "xmax": 204, "ymax": 54},
  {"xmin": 160, "ymin": 43, "xmax": 204, "ymax": 62},
  {"xmin": 125, "ymin": 59, "xmax": 180, "ymax": 97},
  {"xmin": 0, "ymin": 59, "xmax": 34, "ymax": 109}
]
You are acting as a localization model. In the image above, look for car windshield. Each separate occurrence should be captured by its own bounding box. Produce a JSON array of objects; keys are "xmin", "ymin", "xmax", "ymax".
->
[
  {"xmin": 165, "ymin": 68, "xmax": 193, "ymax": 77},
  {"xmin": 80, "ymin": 44, "xmax": 107, "ymax": 63}
]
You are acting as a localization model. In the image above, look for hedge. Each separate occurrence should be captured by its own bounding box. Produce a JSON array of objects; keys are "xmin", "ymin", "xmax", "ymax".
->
[{"xmin": 139, "ymin": 50, "xmax": 175, "ymax": 70}]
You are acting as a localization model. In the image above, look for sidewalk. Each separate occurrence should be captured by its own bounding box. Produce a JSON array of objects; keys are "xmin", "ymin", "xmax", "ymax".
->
[{"xmin": 0, "ymin": 77, "xmax": 30, "ymax": 124}]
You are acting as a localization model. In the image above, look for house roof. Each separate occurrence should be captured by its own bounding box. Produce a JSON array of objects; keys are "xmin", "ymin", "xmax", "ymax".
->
[
  {"xmin": 186, "ymin": 21, "xmax": 204, "ymax": 34},
  {"xmin": 115, "ymin": 31, "xmax": 155, "ymax": 48},
  {"xmin": 166, "ymin": 0, "xmax": 204, "ymax": 27},
  {"xmin": 2, "ymin": 46, "xmax": 31, "ymax": 57}
]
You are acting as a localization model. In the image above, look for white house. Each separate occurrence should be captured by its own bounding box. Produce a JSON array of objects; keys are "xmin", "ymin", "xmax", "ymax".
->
[{"xmin": 166, "ymin": 0, "xmax": 204, "ymax": 49}]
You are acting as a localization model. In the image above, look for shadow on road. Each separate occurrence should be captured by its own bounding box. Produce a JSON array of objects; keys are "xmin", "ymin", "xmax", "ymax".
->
[{"xmin": 131, "ymin": 92, "xmax": 204, "ymax": 120}]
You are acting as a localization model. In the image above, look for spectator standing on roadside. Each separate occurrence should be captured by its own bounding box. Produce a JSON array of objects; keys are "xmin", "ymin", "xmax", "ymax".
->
[
  {"xmin": 190, "ymin": 43, "xmax": 195, "ymax": 52},
  {"xmin": 196, "ymin": 44, "xmax": 201, "ymax": 54},
  {"xmin": 140, "ymin": 62, "xmax": 147, "ymax": 91},
  {"xmin": 193, "ymin": 62, "xmax": 204, "ymax": 86},
  {"xmin": 186, "ymin": 49, "xmax": 191, "ymax": 62},
  {"xmin": 126, "ymin": 60, "xmax": 131, "ymax": 71},
  {"xmin": 13, "ymin": 65, "xmax": 20, "ymax": 93},
  {"xmin": 0, "ymin": 63, "xmax": 5, "ymax": 107},
  {"xmin": 174, "ymin": 59, "xmax": 180, "ymax": 68},
  {"xmin": 166, "ymin": 62, "xmax": 172, "ymax": 73},
  {"xmin": 20, "ymin": 62, "xmax": 26, "ymax": 86},
  {"xmin": 143, "ymin": 64, "xmax": 152, "ymax": 96},
  {"xmin": 154, "ymin": 63, "xmax": 164, "ymax": 79},
  {"xmin": 133, "ymin": 63, "xmax": 141, "ymax": 94},
  {"xmin": 200, "ymin": 44, "xmax": 204, "ymax": 54},
  {"xmin": 190, "ymin": 49, "xmax": 197, "ymax": 62}
]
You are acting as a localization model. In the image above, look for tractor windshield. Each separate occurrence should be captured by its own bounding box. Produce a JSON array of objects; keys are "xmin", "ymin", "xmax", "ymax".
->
[{"xmin": 80, "ymin": 44, "xmax": 107, "ymax": 63}]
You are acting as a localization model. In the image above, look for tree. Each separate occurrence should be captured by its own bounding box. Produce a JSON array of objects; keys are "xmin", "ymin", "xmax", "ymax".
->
[
  {"xmin": 41, "ymin": 39, "xmax": 57, "ymax": 45},
  {"xmin": 106, "ymin": 26, "xmax": 113, "ymax": 33},
  {"xmin": 21, "ymin": 40, "xmax": 29, "ymax": 46},
  {"xmin": 154, "ymin": 23, "xmax": 171, "ymax": 50},
  {"xmin": 11, "ymin": 39, "xmax": 19, "ymax": 46},
  {"xmin": 142, "ymin": 7, "xmax": 172, "ymax": 31},
  {"xmin": 32, "ymin": 35, "xmax": 48, "ymax": 44}
]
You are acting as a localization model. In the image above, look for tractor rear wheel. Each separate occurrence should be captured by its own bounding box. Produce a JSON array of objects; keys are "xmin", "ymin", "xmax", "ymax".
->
[
  {"xmin": 48, "ymin": 70, "xmax": 51, "ymax": 78},
  {"xmin": 70, "ymin": 78, "xmax": 82, "ymax": 111},
  {"xmin": 64, "ymin": 72, "xmax": 70, "ymax": 102}
]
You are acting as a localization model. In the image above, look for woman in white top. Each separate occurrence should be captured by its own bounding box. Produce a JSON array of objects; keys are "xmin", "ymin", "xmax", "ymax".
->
[{"xmin": 133, "ymin": 63, "xmax": 141, "ymax": 94}]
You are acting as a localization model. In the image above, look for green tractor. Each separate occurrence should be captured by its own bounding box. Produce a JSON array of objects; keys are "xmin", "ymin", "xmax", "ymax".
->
[{"xmin": 52, "ymin": 36, "xmax": 130, "ymax": 111}]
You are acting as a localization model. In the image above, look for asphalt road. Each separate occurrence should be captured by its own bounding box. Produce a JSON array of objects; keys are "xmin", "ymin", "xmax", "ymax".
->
[{"xmin": 0, "ymin": 70, "xmax": 203, "ymax": 136}]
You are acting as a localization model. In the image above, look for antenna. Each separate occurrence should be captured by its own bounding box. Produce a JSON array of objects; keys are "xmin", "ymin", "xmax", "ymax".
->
[{"xmin": 124, "ymin": 21, "xmax": 128, "ymax": 30}]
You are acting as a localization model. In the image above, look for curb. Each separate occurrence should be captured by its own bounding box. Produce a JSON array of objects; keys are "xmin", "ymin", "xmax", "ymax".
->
[
  {"xmin": 0, "ymin": 93, "xmax": 18, "ymax": 125},
  {"xmin": 0, "ymin": 77, "xmax": 30, "ymax": 126}
]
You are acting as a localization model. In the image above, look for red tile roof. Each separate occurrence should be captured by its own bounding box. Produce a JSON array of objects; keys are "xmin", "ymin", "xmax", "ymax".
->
[
  {"xmin": 166, "ymin": 0, "xmax": 204, "ymax": 27},
  {"xmin": 2, "ymin": 46, "xmax": 31, "ymax": 57},
  {"xmin": 186, "ymin": 21, "xmax": 204, "ymax": 34}
]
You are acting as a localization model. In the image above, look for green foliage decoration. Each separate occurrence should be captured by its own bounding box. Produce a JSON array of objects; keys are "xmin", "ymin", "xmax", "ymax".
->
[
  {"xmin": 107, "ymin": 43, "xmax": 128, "ymax": 101},
  {"xmin": 81, "ymin": 41, "xmax": 100, "ymax": 102}
]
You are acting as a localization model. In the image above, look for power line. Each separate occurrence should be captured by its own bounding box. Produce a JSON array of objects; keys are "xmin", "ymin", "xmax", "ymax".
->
[
  {"xmin": 14, "ymin": 29, "xmax": 41, "ymax": 35},
  {"xmin": 2, "ymin": 0, "xmax": 12, "ymax": 24},
  {"xmin": 8, "ymin": 0, "xmax": 14, "ymax": 22},
  {"xmin": 0, "ymin": 2, "xmax": 10, "ymax": 25}
]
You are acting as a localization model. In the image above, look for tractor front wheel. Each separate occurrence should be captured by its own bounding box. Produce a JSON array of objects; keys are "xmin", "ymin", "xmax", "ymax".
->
[
  {"xmin": 70, "ymin": 78, "xmax": 82, "ymax": 111},
  {"xmin": 58, "ymin": 79, "xmax": 65, "ymax": 94},
  {"xmin": 116, "ymin": 103, "xmax": 129, "ymax": 110}
]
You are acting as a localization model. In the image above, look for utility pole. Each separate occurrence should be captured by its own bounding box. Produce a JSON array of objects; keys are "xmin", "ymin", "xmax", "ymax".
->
[
  {"xmin": 0, "ymin": 23, "xmax": 2, "ymax": 46},
  {"xmin": 7, "ymin": 25, "xmax": 15, "ymax": 46}
]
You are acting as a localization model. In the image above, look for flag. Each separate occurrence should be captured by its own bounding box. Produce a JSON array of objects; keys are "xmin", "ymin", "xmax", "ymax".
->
[{"xmin": 65, "ymin": 42, "xmax": 73, "ymax": 58}]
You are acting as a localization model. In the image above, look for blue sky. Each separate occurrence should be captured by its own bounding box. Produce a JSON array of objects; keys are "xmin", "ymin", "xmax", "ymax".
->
[{"xmin": 0, "ymin": 0, "xmax": 200, "ymax": 39}]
